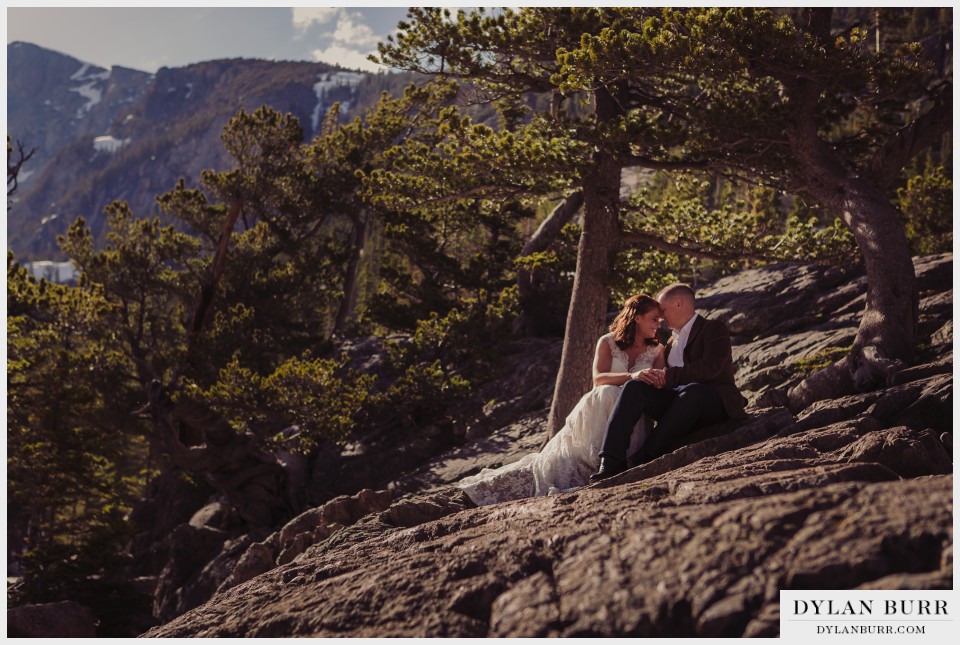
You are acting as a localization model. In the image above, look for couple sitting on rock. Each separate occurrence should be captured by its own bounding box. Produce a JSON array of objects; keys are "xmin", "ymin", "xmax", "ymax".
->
[{"xmin": 459, "ymin": 284, "xmax": 748, "ymax": 506}]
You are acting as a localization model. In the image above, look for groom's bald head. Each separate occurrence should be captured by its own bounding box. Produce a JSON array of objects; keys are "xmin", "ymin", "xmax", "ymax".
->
[{"xmin": 657, "ymin": 283, "xmax": 696, "ymax": 329}]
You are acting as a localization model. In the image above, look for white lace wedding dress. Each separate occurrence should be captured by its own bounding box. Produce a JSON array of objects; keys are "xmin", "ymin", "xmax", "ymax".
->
[{"xmin": 458, "ymin": 334, "xmax": 661, "ymax": 506}]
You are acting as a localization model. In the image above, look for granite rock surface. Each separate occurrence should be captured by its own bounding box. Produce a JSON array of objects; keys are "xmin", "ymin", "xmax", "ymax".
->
[{"xmin": 144, "ymin": 254, "xmax": 953, "ymax": 637}]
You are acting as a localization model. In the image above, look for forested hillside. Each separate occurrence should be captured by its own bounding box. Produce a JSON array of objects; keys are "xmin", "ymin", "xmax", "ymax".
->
[
  {"xmin": 7, "ymin": 42, "xmax": 422, "ymax": 260},
  {"xmin": 6, "ymin": 7, "xmax": 951, "ymax": 637}
]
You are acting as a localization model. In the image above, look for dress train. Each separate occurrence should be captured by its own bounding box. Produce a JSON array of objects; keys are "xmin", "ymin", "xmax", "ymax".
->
[{"xmin": 458, "ymin": 337, "xmax": 660, "ymax": 505}]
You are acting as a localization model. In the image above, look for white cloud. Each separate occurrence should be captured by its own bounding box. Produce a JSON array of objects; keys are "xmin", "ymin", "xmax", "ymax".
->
[
  {"xmin": 311, "ymin": 44, "xmax": 380, "ymax": 73},
  {"xmin": 332, "ymin": 10, "xmax": 380, "ymax": 48},
  {"xmin": 292, "ymin": 7, "xmax": 340, "ymax": 32},
  {"xmin": 299, "ymin": 8, "xmax": 388, "ymax": 71}
]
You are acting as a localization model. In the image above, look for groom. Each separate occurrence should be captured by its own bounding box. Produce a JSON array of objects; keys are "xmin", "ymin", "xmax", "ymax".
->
[{"xmin": 590, "ymin": 283, "xmax": 748, "ymax": 481}]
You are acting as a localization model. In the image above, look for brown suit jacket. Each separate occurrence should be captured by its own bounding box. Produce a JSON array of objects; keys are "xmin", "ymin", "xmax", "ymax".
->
[{"xmin": 663, "ymin": 314, "xmax": 748, "ymax": 419}]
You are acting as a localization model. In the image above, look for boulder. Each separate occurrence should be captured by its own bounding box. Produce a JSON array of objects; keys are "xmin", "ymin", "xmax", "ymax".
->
[
  {"xmin": 7, "ymin": 600, "xmax": 97, "ymax": 638},
  {"xmin": 215, "ymin": 488, "xmax": 394, "ymax": 595},
  {"xmin": 153, "ymin": 524, "xmax": 234, "ymax": 622},
  {"xmin": 217, "ymin": 541, "xmax": 276, "ymax": 594}
]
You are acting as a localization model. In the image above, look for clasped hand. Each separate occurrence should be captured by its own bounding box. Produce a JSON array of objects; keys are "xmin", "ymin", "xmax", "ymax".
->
[{"xmin": 632, "ymin": 368, "xmax": 666, "ymax": 388}]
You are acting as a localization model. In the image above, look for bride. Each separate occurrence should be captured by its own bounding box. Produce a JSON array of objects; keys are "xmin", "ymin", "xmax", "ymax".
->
[{"xmin": 459, "ymin": 294, "xmax": 665, "ymax": 505}]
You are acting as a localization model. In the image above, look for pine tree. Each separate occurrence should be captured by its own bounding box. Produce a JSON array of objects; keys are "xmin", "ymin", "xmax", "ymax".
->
[
  {"xmin": 375, "ymin": 7, "xmax": 950, "ymax": 424},
  {"xmin": 556, "ymin": 7, "xmax": 950, "ymax": 407}
]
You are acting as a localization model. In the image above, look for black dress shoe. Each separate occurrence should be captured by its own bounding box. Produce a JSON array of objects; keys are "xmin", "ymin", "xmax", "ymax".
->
[{"xmin": 589, "ymin": 457, "xmax": 626, "ymax": 482}]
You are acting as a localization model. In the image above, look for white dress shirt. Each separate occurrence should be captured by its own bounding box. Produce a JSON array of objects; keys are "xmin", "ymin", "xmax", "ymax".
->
[{"xmin": 667, "ymin": 313, "xmax": 699, "ymax": 368}]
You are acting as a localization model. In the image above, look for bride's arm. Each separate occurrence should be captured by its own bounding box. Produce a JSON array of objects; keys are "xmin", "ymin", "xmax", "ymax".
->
[
  {"xmin": 652, "ymin": 345, "xmax": 666, "ymax": 370},
  {"xmin": 592, "ymin": 337, "xmax": 634, "ymax": 386}
]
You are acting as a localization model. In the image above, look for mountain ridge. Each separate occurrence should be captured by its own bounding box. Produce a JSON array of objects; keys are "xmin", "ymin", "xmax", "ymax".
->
[{"xmin": 7, "ymin": 42, "xmax": 412, "ymax": 261}]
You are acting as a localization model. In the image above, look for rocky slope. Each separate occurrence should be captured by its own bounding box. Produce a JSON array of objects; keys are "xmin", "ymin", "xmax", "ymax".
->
[{"xmin": 140, "ymin": 253, "xmax": 953, "ymax": 638}]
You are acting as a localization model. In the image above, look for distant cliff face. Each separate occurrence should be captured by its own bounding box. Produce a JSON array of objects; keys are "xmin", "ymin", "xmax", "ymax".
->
[
  {"xmin": 7, "ymin": 42, "xmax": 152, "ymax": 187},
  {"xmin": 7, "ymin": 42, "xmax": 399, "ymax": 261}
]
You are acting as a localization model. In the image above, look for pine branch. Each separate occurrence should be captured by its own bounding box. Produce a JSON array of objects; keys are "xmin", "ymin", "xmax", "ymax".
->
[{"xmin": 620, "ymin": 229, "xmax": 785, "ymax": 263}]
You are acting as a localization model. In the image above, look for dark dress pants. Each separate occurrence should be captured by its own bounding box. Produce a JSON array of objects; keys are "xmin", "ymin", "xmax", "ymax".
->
[{"xmin": 598, "ymin": 380, "xmax": 727, "ymax": 464}]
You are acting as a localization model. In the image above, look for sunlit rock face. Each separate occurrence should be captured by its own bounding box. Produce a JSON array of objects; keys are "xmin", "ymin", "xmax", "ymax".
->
[{"xmin": 144, "ymin": 253, "xmax": 953, "ymax": 638}]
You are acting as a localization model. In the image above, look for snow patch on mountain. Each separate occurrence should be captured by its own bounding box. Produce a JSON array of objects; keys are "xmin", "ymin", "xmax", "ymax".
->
[
  {"xmin": 311, "ymin": 71, "xmax": 365, "ymax": 132},
  {"xmin": 93, "ymin": 135, "xmax": 130, "ymax": 154},
  {"xmin": 70, "ymin": 63, "xmax": 110, "ymax": 82},
  {"xmin": 70, "ymin": 63, "xmax": 112, "ymax": 117},
  {"xmin": 71, "ymin": 83, "xmax": 103, "ymax": 117}
]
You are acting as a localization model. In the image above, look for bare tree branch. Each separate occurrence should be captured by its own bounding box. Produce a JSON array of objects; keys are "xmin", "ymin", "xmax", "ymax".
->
[
  {"xmin": 520, "ymin": 189, "xmax": 584, "ymax": 257},
  {"xmin": 871, "ymin": 82, "xmax": 953, "ymax": 186},
  {"xmin": 7, "ymin": 138, "xmax": 36, "ymax": 207}
]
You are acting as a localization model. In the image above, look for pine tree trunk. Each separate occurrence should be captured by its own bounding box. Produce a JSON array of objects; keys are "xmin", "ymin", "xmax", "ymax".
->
[
  {"xmin": 333, "ymin": 209, "xmax": 369, "ymax": 334},
  {"xmin": 779, "ymin": 57, "xmax": 921, "ymax": 413},
  {"xmin": 788, "ymin": 179, "xmax": 918, "ymax": 411},
  {"xmin": 545, "ymin": 90, "xmax": 624, "ymax": 439}
]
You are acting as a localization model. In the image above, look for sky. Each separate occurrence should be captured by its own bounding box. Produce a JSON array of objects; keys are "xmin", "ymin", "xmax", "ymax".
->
[{"xmin": 5, "ymin": 5, "xmax": 420, "ymax": 73}]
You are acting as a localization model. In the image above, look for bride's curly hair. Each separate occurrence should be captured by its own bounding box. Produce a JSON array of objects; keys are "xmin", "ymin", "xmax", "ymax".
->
[{"xmin": 609, "ymin": 294, "xmax": 661, "ymax": 350}]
